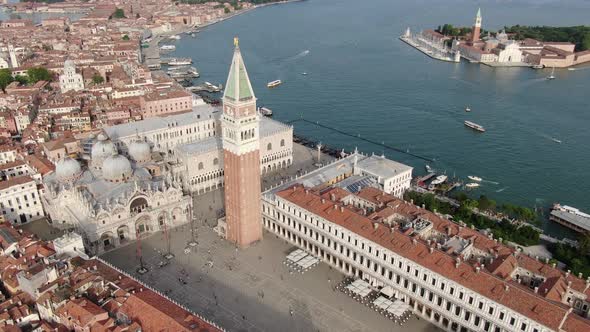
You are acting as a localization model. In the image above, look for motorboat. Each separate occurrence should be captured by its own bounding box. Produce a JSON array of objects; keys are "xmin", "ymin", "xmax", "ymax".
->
[
  {"xmin": 425, "ymin": 165, "xmax": 434, "ymax": 173},
  {"xmin": 465, "ymin": 183, "xmax": 480, "ymax": 188},
  {"xmin": 160, "ymin": 45, "xmax": 176, "ymax": 51},
  {"xmin": 547, "ymin": 67, "xmax": 556, "ymax": 80},
  {"xmin": 430, "ymin": 175, "xmax": 448, "ymax": 186},
  {"xmin": 267, "ymin": 80, "xmax": 282, "ymax": 88},
  {"xmin": 259, "ymin": 107, "xmax": 273, "ymax": 117},
  {"xmin": 467, "ymin": 176, "xmax": 482, "ymax": 182},
  {"xmin": 465, "ymin": 106, "xmax": 471, "ymax": 112},
  {"xmin": 464, "ymin": 121, "xmax": 485, "ymax": 132}
]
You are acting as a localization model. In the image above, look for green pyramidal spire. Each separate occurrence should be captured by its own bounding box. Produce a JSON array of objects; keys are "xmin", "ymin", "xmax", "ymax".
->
[
  {"xmin": 223, "ymin": 37, "xmax": 255, "ymax": 102},
  {"xmin": 477, "ymin": 8, "xmax": 481, "ymax": 18}
]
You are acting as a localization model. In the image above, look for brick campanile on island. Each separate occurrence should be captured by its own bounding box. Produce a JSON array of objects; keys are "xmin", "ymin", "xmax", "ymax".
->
[{"xmin": 221, "ymin": 37, "xmax": 263, "ymax": 247}]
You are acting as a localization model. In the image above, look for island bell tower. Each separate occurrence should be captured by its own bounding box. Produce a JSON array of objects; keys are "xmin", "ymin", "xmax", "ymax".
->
[
  {"xmin": 471, "ymin": 8, "xmax": 482, "ymax": 43},
  {"xmin": 222, "ymin": 37, "xmax": 263, "ymax": 247}
]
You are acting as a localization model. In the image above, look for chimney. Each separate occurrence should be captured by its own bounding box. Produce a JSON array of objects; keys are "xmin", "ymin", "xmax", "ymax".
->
[
  {"xmin": 305, "ymin": 189, "xmax": 309, "ymax": 195},
  {"xmin": 534, "ymin": 255, "xmax": 538, "ymax": 261},
  {"xmin": 578, "ymin": 272, "xmax": 583, "ymax": 279},
  {"xmin": 567, "ymin": 281, "xmax": 572, "ymax": 288},
  {"xmin": 340, "ymin": 206, "xmax": 344, "ymax": 212},
  {"xmin": 330, "ymin": 193, "xmax": 336, "ymax": 201},
  {"xmin": 534, "ymin": 287, "xmax": 539, "ymax": 293},
  {"xmin": 373, "ymin": 223, "xmax": 379, "ymax": 230},
  {"xmin": 321, "ymin": 198, "xmax": 325, "ymax": 204},
  {"xmin": 333, "ymin": 204, "xmax": 338, "ymax": 210},
  {"xmin": 551, "ymin": 262, "xmax": 557, "ymax": 268},
  {"xmin": 412, "ymin": 238, "xmax": 417, "ymax": 246},
  {"xmin": 410, "ymin": 199, "xmax": 414, "ymax": 205},
  {"xmin": 421, "ymin": 204, "xmax": 425, "ymax": 209},
  {"xmin": 429, "ymin": 247, "xmax": 434, "ymax": 253},
  {"xmin": 505, "ymin": 285, "xmax": 509, "ymax": 292},
  {"xmin": 455, "ymin": 257, "xmax": 460, "ymax": 268},
  {"xmin": 475, "ymin": 266, "xmax": 480, "ymax": 273},
  {"xmin": 566, "ymin": 270, "xmax": 570, "ymax": 278}
]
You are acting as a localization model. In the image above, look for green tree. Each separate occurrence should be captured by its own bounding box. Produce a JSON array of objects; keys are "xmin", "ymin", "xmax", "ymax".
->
[
  {"xmin": 122, "ymin": 34, "xmax": 130, "ymax": 41},
  {"xmin": 582, "ymin": 33, "xmax": 590, "ymax": 51},
  {"xmin": 0, "ymin": 69, "xmax": 14, "ymax": 93},
  {"xmin": 92, "ymin": 73, "xmax": 104, "ymax": 85},
  {"xmin": 27, "ymin": 67, "xmax": 52, "ymax": 84},
  {"xmin": 14, "ymin": 75, "xmax": 28, "ymax": 85},
  {"xmin": 112, "ymin": 8, "xmax": 126, "ymax": 19},
  {"xmin": 224, "ymin": 7, "xmax": 230, "ymax": 14}
]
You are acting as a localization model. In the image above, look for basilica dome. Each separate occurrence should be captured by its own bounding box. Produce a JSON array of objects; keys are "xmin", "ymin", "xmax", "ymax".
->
[
  {"xmin": 91, "ymin": 134, "xmax": 117, "ymax": 169},
  {"xmin": 128, "ymin": 140, "xmax": 151, "ymax": 163},
  {"xmin": 55, "ymin": 157, "xmax": 82, "ymax": 182},
  {"xmin": 102, "ymin": 154, "xmax": 133, "ymax": 183}
]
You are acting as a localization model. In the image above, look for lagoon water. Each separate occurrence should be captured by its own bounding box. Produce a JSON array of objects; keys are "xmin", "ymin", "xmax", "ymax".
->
[
  {"xmin": 172, "ymin": 0, "xmax": 590, "ymax": 236},
  {"xmin": 5, "ymin": 0, "xmax": 590, "ymax": 236}
]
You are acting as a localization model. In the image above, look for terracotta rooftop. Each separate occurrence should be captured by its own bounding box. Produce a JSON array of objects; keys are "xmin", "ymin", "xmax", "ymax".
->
[
  {"xmin": 276, "ymin": 185, "xmax": 590, "ymax": 331},
  {"xmin": 0, "ymin": 175, "xmax": 35, "ymax": 191}
]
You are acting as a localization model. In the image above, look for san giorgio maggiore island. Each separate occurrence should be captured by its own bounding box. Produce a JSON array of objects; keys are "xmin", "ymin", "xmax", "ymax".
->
[
  {"xmin": 400, "ymin": 8, "xmax": 590, "ymax": 68},
  {"xmin": 0, "ymin": 1, "xmax": 590, "ymax": 332}
]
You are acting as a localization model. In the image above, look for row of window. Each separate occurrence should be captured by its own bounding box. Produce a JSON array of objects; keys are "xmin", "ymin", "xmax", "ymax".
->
[{"xmin": 263, "ymin": 199, "xmax": 543, "ymax": 332}]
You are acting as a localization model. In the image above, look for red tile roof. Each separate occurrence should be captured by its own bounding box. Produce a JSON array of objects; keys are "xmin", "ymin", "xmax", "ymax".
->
[{"xmin": 277, "ymin": 185, "xmax": 590, "ymax": 331}]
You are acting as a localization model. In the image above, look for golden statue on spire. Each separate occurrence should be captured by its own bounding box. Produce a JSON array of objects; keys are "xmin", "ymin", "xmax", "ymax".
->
[{"xmin": 234, "ymin": 37, "xmax": 239, "ymax": 48}]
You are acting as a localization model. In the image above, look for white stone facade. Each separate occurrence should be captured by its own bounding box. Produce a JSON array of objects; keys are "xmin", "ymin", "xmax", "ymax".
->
[
  {"xmin": 0, "ymin": 176, "xmax": 45, "ymax": 225},
  {"xmin": 104, "ymin": 105, "xmax": 218, "ymax": 156},
  {"xmin": 173, "ymin": 117, "xmax": 293, "ymax": 194},
  {"xmin": 496, "ymin": 42, "xmax": 523, "ymax": 63},
  {"xmin": 59, "ymin": 60, "xmax": 84, "ymax": 93},
  {"xmin": 41, "ymin": 136, "xmax": 192, "ymax": 254},
  {"xmin": 354, "ymin": 154, "xmax": 412, "ymax": 197}
]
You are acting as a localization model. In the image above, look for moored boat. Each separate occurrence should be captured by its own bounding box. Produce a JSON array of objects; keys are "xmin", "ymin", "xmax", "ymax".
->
[
  {"xmin": 464, "ymin": 121, "xmax": 485, "ymax": 132},
  {"xmin": 168, "ymin": 58, "xmax": 192, "ymax": 66},
  {"xmin": 259, "ymin": 107, "xmax": 273, "ymax": 117},
  {"xmin": 160, "ymin": 45, "xmax": 176, "ymax": 51},
  {"xmin": 430, "ymin": 175, "xmax": 448, "ymax": 185},
  {"xmin": 465, "ymin": 183, "xmax": 480, "ymax": 188},
  {"xmin": 467, "ymin": 175, "xmax": 482, "ymax": 182}
]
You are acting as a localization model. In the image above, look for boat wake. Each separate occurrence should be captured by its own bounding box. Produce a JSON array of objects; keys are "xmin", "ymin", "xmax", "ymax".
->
[
  {"xmin": 568, "ymin": 66, "xmax": 590, "ymax": 71},
  {"xmin": 496, "ymin": 187, "xmax": 508, "ymax": 193},
  {"xmin": 482, "ymin": 179, "xmax": 499, "ymax": 185},
  {"xmin": 539, "ymin": 133, "xmax": 563, "ymax": 144},
  {"xmin": 285, "ymin": 49, "xmax": 310, "ymax": 62}
]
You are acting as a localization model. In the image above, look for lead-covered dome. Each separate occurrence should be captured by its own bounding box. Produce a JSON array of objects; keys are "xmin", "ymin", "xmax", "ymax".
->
[
  {"xmin": 55, "ymin": 157, "xmax": 82, "ymax": 182},
  {"xmin": 91, "ymin": 134, "xmax": 117, "ymax": 169},
  {"xmin": 128, "ymin": 140, "xmax": 151, "ymax": 163},
  {"xmin": 102, "ymin": 154, "xmax": 132, "ymax": 183}
]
